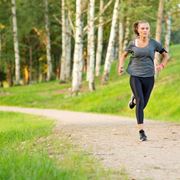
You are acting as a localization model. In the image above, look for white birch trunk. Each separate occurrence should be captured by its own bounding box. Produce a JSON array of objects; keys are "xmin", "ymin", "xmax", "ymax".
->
[
  {"xmin": 123, "ymin": 17, "xmax": 130, "ymax": 51},
  {"xmin": 164, "ymin": 12, "xmax": 171, "ymax": 53},
  {"xmin": 72, "ymin": 0, "xmax": 83, "ymax": 94},
  {"xmin": 95, "ymin": 0, "xmax": 104, "ymax": 77},
  {"xmin": 44, "ymin": 0, "xmax": 52, "ymax": 81},
  {"xmin": 118, "ymin": 20, "xmax": 124, "ymax": 59},
  {"xmin": 102, "ymin": 0, "xmax": 119, "ymax": 83},
  {"xmin": 11, "ymin": 0, "xmax": 20, "ymax": 84},
  {"xmin": 155, "ymin": 0, "xmax": 164, "ymax": 67},
  {"xmin": 112, "ymin": 23, "xmax": 119, "ymax": 60},
  {"xmin": 60, "ymin": 0, "xmax": 66, "ymax": 82},
  {"xmin": 88, "ymin": 0, "xmax": 95, "ymax": 91},
  {"xmin": 86, "ymin": 6, "xmax": 90, "ymax": 81},
  {"xmin": 79, "ymin": 38, "xmax": 83, "ymax": 87},
  {"xmin": 65, "ymin": 12, "xmax": 72, "ymax": 80}
]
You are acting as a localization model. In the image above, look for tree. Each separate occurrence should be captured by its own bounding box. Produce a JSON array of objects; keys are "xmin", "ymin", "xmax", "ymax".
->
[
  {"xmin": 102, "ymin": 0, "xmax": 119, "ymax": 84},
  {"xmin": 60, "ymin": 0, "xmax": 72, "ymax": 83},
  {"xmin": 88, "ymin": 0, "xmax": 95, "ymax": 91},
  {"xmin": 154, "ymin": 0, "xmax": 164, "ymax": 68},
  {"xmin": 95, "ymin": 0, "xmax": 104, "ymax": 77},
  {"xmin": 72, "ymin": 0, "xmax": 83, "ymax": 95},
  {"xmin": 44, "ymin": 0, "xmax": 52, "ymax": 81},
  {"xmin": 164, "ymin": 12, "xmax": 171, "ymax": 53},
  {"xmin": 11, "ymin": 0, "xmax": 20, "ymax": 84}
]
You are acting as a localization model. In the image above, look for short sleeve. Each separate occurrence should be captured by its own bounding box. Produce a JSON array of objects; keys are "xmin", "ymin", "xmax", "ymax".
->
[
  {"xmin": 154, "ymin": 40, "xmax": 167, "ymax": 54},
  {"xmin": 125, "ymin": 41, "xmax": 134, "ymax": 53}
]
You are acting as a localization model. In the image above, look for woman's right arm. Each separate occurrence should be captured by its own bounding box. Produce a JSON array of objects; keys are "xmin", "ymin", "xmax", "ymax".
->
[{"xmin": 118, "ymin": 51, "xmax": 128, "ymax": 75}]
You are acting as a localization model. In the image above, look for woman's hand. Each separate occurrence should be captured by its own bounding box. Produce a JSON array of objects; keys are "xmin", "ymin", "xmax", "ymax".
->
[
  {"xmin": 118, "ymin": 66, "xmax": 124, "ymax": 76},
  {"xmin": 118, "ymin": 51, "xmax": 128, "ymax": 76},
  {"xmin": 156, "ymin": 63, "xmax": 164, "ymax": 72},
  {"xmin": 156, "ymin": 52, "xmax": 169, "ymax": 72}
]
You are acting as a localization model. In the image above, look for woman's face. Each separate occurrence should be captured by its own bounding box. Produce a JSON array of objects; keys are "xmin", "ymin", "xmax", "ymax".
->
[{"xmin": 138, "ymin": 23, "xmax": 150, "ymax": 38}]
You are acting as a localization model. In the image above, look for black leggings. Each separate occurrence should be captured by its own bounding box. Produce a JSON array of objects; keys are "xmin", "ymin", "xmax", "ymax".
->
[{"xmin": 130, "ymin": 76, "xmax": 154, "ymax": 124}]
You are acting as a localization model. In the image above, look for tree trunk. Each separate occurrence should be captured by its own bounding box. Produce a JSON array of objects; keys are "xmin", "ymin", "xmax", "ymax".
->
[
  {"xmin": 60, "ymin": 0, "xmax": 66, "ymax": 83},
  {"xmin": 44, "ymin": 0, "xmax": 52, "ymax": 81},
  {"xmin": 123, "ymin": 17, "xmax": 130, "ymax": 51},
  {"xmin": 118, "ymin": 20, "xmax": 124, "ymax": 59},
  {"xmin": 72, "ymin": 0, "xmax": 83, "ymax": 95},
  {"xmin": 65, "ymin": 12, "xmax": 72, "ymax": 80},
  {"xmin": 155, "ymin": 0, "xmax": 164, "ymax": 68},
  {"xmin": 86, "ymin": 6, "xmax": 90, "ymax": 82},
  {"xmin": 88, "ymin": 0, "xmax": 95, "ymax": 91},
  {"xmin": 164, "ymin": 12, "xmax": 171, "ymax": 53},
  {"xmin": 11, "ymin": 0, "xmax": 20, "ymax": 84},
  {"xmin": 102, "ymin": 0, "xmax": 119, "ymax": 84},
  {"xmin": 95, "ymin": 0, "xmax": 104, "ymax": 77},
  {"xmin": 60, "ymin": 0, "xmax": 72, "ymax": 82}
]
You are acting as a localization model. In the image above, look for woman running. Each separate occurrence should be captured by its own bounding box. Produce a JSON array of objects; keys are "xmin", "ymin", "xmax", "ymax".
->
[{"xmin": 118, "ymin": 20, "xmax": 169, "ymax": 141}]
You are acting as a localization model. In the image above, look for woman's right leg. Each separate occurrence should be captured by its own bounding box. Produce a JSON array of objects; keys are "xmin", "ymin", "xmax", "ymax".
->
[
  {"xmin": 130, "ymin": 76, "xmax": 148, "ymax": 141},
  {"xmin": 130, "ymin": 76, "xmax": 145, "ymax": 125}
]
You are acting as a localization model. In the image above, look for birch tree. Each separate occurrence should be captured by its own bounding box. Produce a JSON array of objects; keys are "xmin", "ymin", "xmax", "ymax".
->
[
  {"xmin": 95, "ymin": 0, "xmax": 104, "ymax": 77},
  {"xmin": 11, "ymin": 0, "xmax": 20, "ymax": 84},
  {"xmin": 72, "ymin": 0, "xmax": 83, "ymax": 95},
  {"xmin": 155, "ymin": 0, "xmax": 164, "ymax": 67},
  {"xmin": 60, "ymin": 0, "xmax": 67, "ymax": 82},
  {"xmin": 118, "ymin": 19, "xmax": 124, "ymax": 59},
  {"xmin": 88, "ymin": 0, "xmax": 95, "ymax": 91},
  {"xmin": 102, "ymin": 0, "xmax": 119, "ymax": 84},
  {"xmin": 164, "ymin": 12, "xmax": 171, "ymax": 53},
  {"xmin": 65, "ymin": 12, "xmax": 72, "ymax": 80},
  {"xmin": 123, "ymin": 17, "xmax": 130, "ymax": 52},
  {"xmin": 60, "ymin": 0, "xmax": 72, "ymax": 82},
  {"xmin": 86, "ymin": 4, "xmax": 90, "ymax": 82},
  {"xmin": 44, "ymin": 0, "xmax": 52, "ymax": 81}
]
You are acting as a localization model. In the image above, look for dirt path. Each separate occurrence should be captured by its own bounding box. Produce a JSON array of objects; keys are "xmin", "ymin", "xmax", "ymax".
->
[{"xmin": 0, "ymin": 106, "xmax": 180, "ymax": 180}]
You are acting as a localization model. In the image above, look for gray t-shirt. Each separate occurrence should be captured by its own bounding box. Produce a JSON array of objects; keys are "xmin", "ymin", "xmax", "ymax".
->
[{"xmin": 125, "ymin": 38, "xmax": 166, "ymax": 77}]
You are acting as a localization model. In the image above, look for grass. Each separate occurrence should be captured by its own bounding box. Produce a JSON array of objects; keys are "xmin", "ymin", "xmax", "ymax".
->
[
  {"xmin": 0, "ymin": 111, "xmax": 129, "ymax": 179},
  {"xmin": 0, "ymin": 111, "xmax": 54, "ymax": 147},
  {"xmin": 0, "ymin": 44, "xmax": 180, "ymax": 122}
]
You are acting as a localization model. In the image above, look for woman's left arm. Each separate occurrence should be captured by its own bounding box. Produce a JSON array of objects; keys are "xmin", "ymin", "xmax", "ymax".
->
[{"xmin": 156, "ymin": 52, "xmax": 169, "ymax": 71}]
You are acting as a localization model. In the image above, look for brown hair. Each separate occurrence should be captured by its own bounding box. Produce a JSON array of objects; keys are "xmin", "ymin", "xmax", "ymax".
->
[{"xmin": 133, "ymin": 20, "xmax": 149, "ymax": 36}]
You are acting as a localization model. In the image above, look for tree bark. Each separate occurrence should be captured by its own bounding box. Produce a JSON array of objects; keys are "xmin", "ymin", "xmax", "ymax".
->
[
  {"xmin": 155, "ymin": 0, "xmax": 164, "ymax": 67},
  {"xmin": 102, "ymin": 0, "xmax": 119, "ymax": 84},
  {"xmin": 88, "ymin": 0, "xmax": 95, "ymax": 91},
  {"xmin": 123, "ymin": 17, "xmax": 130, "ymax": 51},
  {"xmin": 11, "ymin": 0, "xmax": 20, "ymax": 84},
  {"xmin": 71, "ymin": 0, "xmax": 83, "ymax": 95},
  {"xmin": 164, "ymin": 12, "xmax": 171, "ymax": 53},
  {"xmin": 95, "ymin": 0, "xmax": 104, "ymax": 77},
  {"xmin": 118, "ymin": 20, "xmax": 124, "ymax": 59},
  {"xmin": 60, "ymin": 0, "xmax": 66, "ymax": 82},
  {"xmin": 44, "ymin": 0, "xmax": 52, "ymax": 81},
  {"xmin": 65, "ymin": 12, "xmax": 72, "ymax": 80},
  {"xmin": 60, "ymin": 0, "xmax": 72, "ymax": 82}
]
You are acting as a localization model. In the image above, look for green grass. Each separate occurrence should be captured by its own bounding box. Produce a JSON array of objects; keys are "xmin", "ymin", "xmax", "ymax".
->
[
  {"xmin": 0, "ymin": 111, "xmax": 54, "ymax": 147},
  {"xmin": 0, "ymin": 44, "xmax": 180, "ymax": 122},
  {"xmin": 0, "ymin": 112, "xmax": 129, "ymax": 179}
]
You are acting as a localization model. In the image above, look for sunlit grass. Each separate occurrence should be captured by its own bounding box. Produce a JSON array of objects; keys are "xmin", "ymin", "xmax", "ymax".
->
[{"xmin": 0, "ymin": 112, "xmax": 129, "ymax": 179}]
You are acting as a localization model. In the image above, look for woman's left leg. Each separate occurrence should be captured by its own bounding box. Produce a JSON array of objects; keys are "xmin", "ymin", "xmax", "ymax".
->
[{"xmin": 142, "ymin": 76, "xmax": 154, "ymax": 109}]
